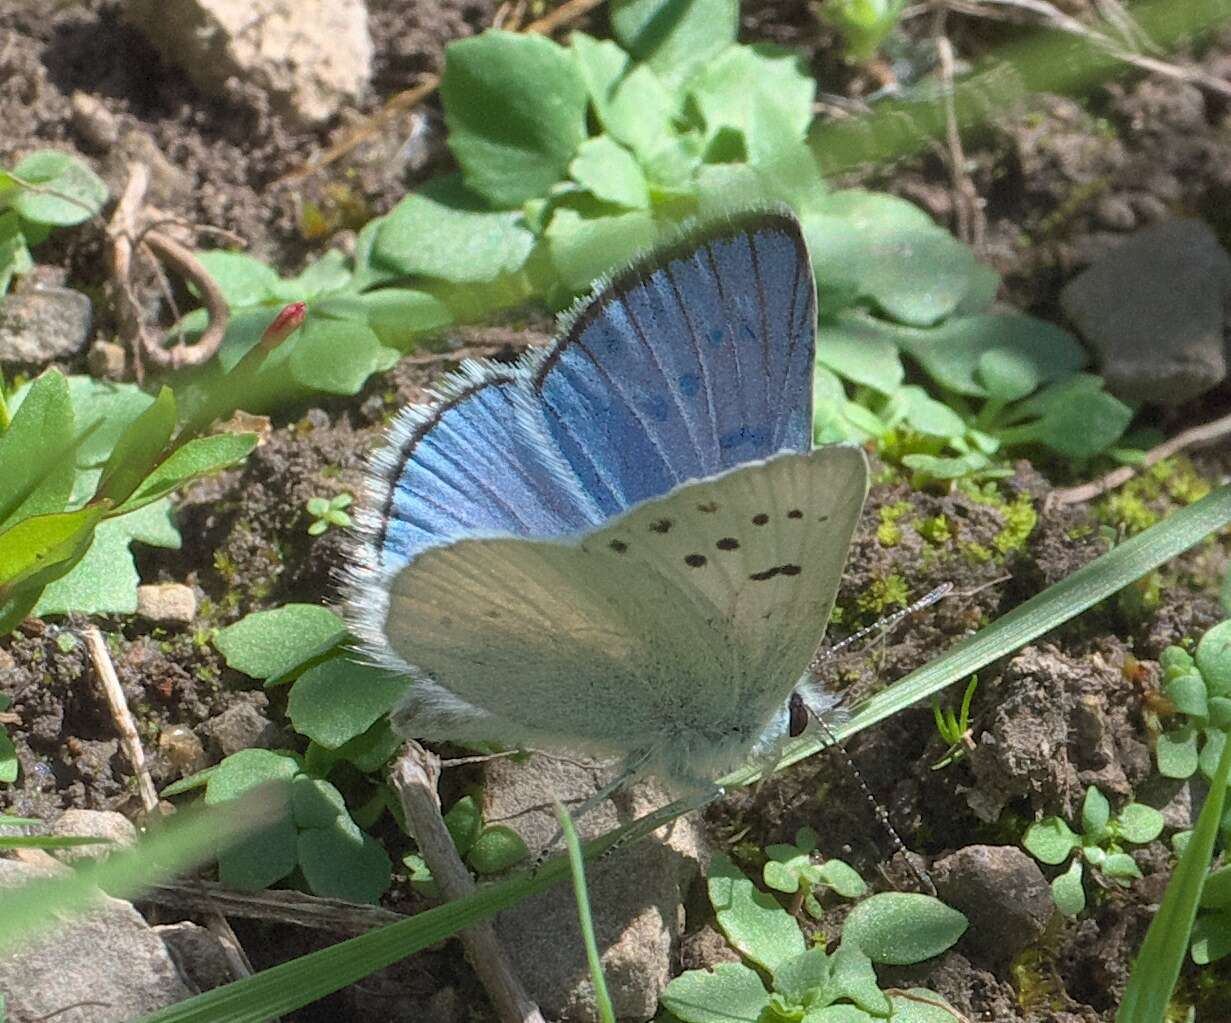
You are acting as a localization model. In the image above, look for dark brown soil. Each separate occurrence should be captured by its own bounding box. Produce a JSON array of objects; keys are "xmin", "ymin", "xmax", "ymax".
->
[{"xmin": 3, "ymin": 1, "xmax": 1231, "ymax": 1021}]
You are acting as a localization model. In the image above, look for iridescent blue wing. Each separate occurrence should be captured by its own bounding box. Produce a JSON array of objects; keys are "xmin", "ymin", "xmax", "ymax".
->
[
  {"xmin": 530, "ymin": 210, "xmax": 816, "ymax": 518},
  {"xmin": 356, "ymin": 364, "xmax": 600, "ymax": 577}
]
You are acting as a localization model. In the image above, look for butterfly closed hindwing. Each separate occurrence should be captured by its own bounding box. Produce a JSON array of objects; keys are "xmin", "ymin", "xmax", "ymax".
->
[{"xmin": 347, "ymin": 208, "xmax": 869, "ymax": 794}]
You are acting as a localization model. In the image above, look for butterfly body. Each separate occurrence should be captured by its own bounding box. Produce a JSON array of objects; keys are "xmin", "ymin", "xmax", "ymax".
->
[{"xmin": 347, "ymin": 209, "xmax": 869, "ymax": 794}]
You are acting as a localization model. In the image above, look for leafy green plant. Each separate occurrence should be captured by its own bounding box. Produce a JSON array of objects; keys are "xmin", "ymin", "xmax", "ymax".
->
[
  {"xmin": 762, "ymin": 826, "xmax": 866, "ymax": 918},
  {"xmin": 1191, "ymin": 861, "xmax": 1231, "ymax": 965},
  {"xmin": 1023, "ymin": 785, "xmax": 1165, "ymax": 917},
  {"xmin": 818, "ymin": 0, "xmax": 909, "ymax": 62},
  {"xmin": 1153, "ymin": 630, "xmax": 1231, "ymax": 786},
  {"xmin": 0, "ymin": 371, "xmax": 258, "ymax": 634},
  {"xmin": 0, "ymin": 150, "xmax": 108, "ymax": 295},
  {"xmin": 162, "ymin": 748, "xmax": 392, "ymax": 904},
  {"xmin": 306, "ymin": 492, "xmax": 353, "ymax": 536},
  {"xmin": 813, "ymin": 310, "xmax": 1136, "ymax": 483},
  {"xmin": 660, "ymin": 852, "xmax": 964, "ymax": 1022},
  {"xmin": 931, "ymin": 675, "xmax": 978, "ymax": 770},
  {"xmin": 404, "ymin": 795, "xmax": 529, "ymax": 894}
]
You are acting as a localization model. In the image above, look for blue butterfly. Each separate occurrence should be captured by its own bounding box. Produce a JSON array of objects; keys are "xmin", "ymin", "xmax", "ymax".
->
[{"xmin": 347, "ymin": 209, "xmax": 868, "ymax": 795}]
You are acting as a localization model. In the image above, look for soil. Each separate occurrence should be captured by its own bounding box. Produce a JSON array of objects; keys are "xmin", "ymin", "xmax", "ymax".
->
[{"xmin": 3, "ymin": 1, "xmax": 1231, "ymax": 1021}]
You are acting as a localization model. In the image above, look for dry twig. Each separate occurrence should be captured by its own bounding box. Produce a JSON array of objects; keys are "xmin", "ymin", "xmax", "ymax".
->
[
  {"xmin": 1046, "ymin": 409, "xmax": 1231, "ymax": 509},
  {"xmin": 107, "ymin": 162, "xmax": 232, "ymax": 380},
  {"xmin": 390, "ymin": 742, "xmax": 545, "ymax": 1023},
  {"xmin": 931, "ymin": 5, "xmax": 986, "ymax": 249}
]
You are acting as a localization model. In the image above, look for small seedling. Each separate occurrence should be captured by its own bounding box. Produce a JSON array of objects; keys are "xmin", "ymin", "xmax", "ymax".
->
[
  {"xmin": 1022, "ymin": 785, "xmax": 1164, "ymax": 917},
  {"xmin": 762, "ymin": 825, "xmax": 867, "ymax": 918},
  {"xmin": 404, "ymin": 794, "xmax": 529, "ymax": 896},
  {"xmin": 662, "ymin": 852, "xmax": 964, "ymax": 1022},
  {"xmin": 306, "ymin": 492, "xmax": 353, "ymax": 536},
  {"xmin": 931, "ymin": 675, "xmax": 978, "ymax": 770},
  {"xmin": 1153, "ymin": 628, "xmax": 1231, "ymax": 789},
  {"xmin": 818, "ymin": 0, "xmax": 909, "ymax": 62}
]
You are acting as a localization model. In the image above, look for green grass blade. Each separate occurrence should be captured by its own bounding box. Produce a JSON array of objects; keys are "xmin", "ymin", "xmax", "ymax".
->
[
  {"xmin": 1116, "ymin": 730, "xmax": 1231, "ymax": 1023},
  {"xmin": 556, "ymin": 802, "xmax": 616, "ymax": 1023}
]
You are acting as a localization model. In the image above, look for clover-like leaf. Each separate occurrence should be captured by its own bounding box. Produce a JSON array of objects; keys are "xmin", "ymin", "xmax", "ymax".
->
[
  {"xmin": 214, "ymin": 604, "xmax": 347, "ymax": 683},
  {"xmin": 1023, "ymin": 816, "xmax": 1081, "ymax": 865},
  {"xmin": 1052, "ymin": 858, "xmax": 1086, "ymax": 917},
  {"xmin": 1081, "ymin": 786, "xmax": 1111, "ymax": 841},
  {"xmin": 286, "ymin": 658, "xmax": 411, "ymax": 750},
  {"xmin": 8, "ymin": 150, "xmax": 108, "ymax": 227},
  {"xmin": 1156, "ymin": 725, "xmax": 1200, "ymax": 779},
  {"xmin": 1117, "ymin": 803, "xmax": 1165, "ymax": 845}
]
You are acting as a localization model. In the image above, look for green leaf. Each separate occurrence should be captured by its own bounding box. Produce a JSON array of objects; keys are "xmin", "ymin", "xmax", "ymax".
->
[
  {"xmin": 606, "ymin": 65, "xmax": 679, "ymax": 161},
  {"xmin": 1118, "ymin": 804, "xmax": 1165, "ymax": 844},
  {"xmin": 570, "ymin": 32, "xmax": 630, "ymax": 127},
  {"xmin": 330, "ymin": 716, "xmax": 402, "ymax": 775},
  {"xmin": 709, "ymin": 851, "xmax": 805, "ymax": 972},
  {"xmin": 1155, "ymin": 725, "xmax": 1200, "ymax": 779},
  {"xmin": 1201, "ymin": 864, "xmax": 1231, "ymax": 910},
  {"xmin": 1028, "ymin": 387, "xmax": 1133, "ymax": 460},
  {"xmin": 352, "ymin": 288, "xmax": 453, "ymax": 349},
  {"xmin": 1052, "ymin": 859, "xmax": 1086, "ymax": 917},
  {"xmin": 299, "ymin": 823, "xmax": 392, "ymax": 904},
  {"xmin": 544, "ymin": 205, "xmax": 657, "ymax": 293},
  {"xmin": 467, "ymin": 825, "xmax": 530, "ymax": 874},
  {"xmin": 0, "ymin": 211, "xmax": 33, "ymax": 296},
  {"xmin": 374, "ymin": 177, "xmax": 536, "ymax": 282},
  {"xmin": 1101, "ymin": 852, "xmax": 1142, "ymax": 880},
  {"xmin": 0, "ymin": 369, "xmax": 75, "ymax": 530},
  {"xmin": 443, "ymin": 795, "xmax": 482, "ymax": 856},
  {"xmin": 803, "ymin": 191, "xmax": 978, "ymax": 325},
  {"xmin": 214, "ymin": 604, "xmax": 347, "ymax": 682},
  {"xmin": 289, "ymin": 317, "xmax": 396, "ymax": 396},
  {"xmin": 205, "ymin": 749, "xmax": 300, "ymax": 802},
  {"xmin": 820, "ymin": 0, "xmax": 908, "ymax": 61},
  {"xmin": 0, "ymin": 724, "xmax": 17, "ymax": 783},
  {"xmin": 827, "ymin": 942, "xmax": 892, "ymax": 1016},
  {"xmin": 0, "ymin": 504, "xmax": 105, "ymax": 591},
  {"xmin": 279, "ymin": 249, "xmax": 353, "ymax": 300},
  {"xmin": 841, "ymin": 893, "xmax": 967, "ymax": 965},
  {"xmin": 1081, "ymin": 786, "xmax": 1111, "ymax": 839},
  {"xmin": 9, "ymin": 150, "xmax": 108, "ymax": 226},
  {"xmin": 689, "ymin": 44, "xmax": 815, "ymax": 164},
  {"xmin": 772, "ymin": 947, "xmax": 831, "ymax": 1006},
  {"xmin": 287, "ymin": 658, "xmax": 411, "ymax": 750},
  {"xmin": 569, "ymin": 136, "xmax": 651, "ymax": 209},
  {"xmin": 900, "ymin": 385, "xmax": 966, "ymax": 439},
  {"xmin": 1197, "ymin": 620, "xmax": 1231, "ymax": 697},
  {"xmin": 763, "ymin": 859, "xmax": 802, "ymax": 894},
  {"xmin": 976, "ymin": 348, "xmax": 1040, "ymax": 402},
  {"xmin": 817, "ymin": 314, "xmax": 904, "ymax": 395},
  {"xmin": 899, "ymin": 314, "xmax": 1087, "ymax": 398},
  {"xmin": 93, "ymin": 386, "xmax": 177, "ymax": 505},
  {"xmin": 1199, "ymin": 727, "xmax": 1227, "ymax": 780},
  {"xmin": 660, "ymin": 962, "xmax": 770, "ymax": 1023},
  {"xmin": 884, "ymin": 990, "xmax": 962, "ymax": 1023},
  {"xmin": 1165, "ymin": 673, "xmax": 1209, "ymax": 718},
  {"xmin": 609, "ymin": 0, "xmax": 738, "ymax": 85},
  {"xmin": 33, "ymin": 500, "xmax": 179, "ymax": 616},
  {"xmin": 816, "ymin": 860, "xmax": 867, "ymax": 898},
  {"xmin": 117, "ymin": 432, "xmax": 257, "ymax": 514},
  {"xmin": 441, "ymin": 31, "xmax": 588, "ymax": 207},
  {"xmin": 1023, "ymin": 816, "xmax": 1081, "ymax": 865},
  {"xmin": 1191, "ymin": 909, "xmax": 1231, "ymax": 965},
  {"xmin": 193, "ymin": 251, "xmax": 284, "ymax": 307},
  {"xmin": 206, "ymin": 750, "xmax": 299, "ymax": 890}
]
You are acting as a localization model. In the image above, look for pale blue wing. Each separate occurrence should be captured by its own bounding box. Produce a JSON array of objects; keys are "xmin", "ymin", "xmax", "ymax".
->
[
  {"xmin": 362, "ymin": 365, "xmax": 600, "ymax": 575},
  {"xmin": 383, "ymin": 447, "xmax": 868, "ymax": 791},
  {"xmin": 531, "ymin": 210, "xmax": 816, "ymax": 517}
]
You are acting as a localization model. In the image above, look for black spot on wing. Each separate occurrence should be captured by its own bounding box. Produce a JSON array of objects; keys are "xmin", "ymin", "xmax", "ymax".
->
[
  {"xmin": 787, "ymin": 509, "xmax": 803, "ymax": 519},
  {"xmin": 609, "ymin": 539, "xmax": 628, "ymax": 553},
  {"xmin": 749, "ymin": 563, "xmax": 802, "ymax": 581},
  {"xmin": 752, "ymin": 513, "xmax": 769, "ymax": 526},
  {"xmin": 716, "ymin": 537, "xmax": 740, "ymax": 551},
  {"xmin": 697, "ymin": 501, "xmax": 719, "ymax": 513},
  {"xmin": 650, "ymin": 518, "xmax": 673, "ymax": 534},
  {"xmin": 684, "ymin": 554, "xmax": 707, "ymax": 568}
]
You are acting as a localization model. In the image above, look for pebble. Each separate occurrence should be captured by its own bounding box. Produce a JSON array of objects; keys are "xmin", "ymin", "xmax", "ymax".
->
[
  {"xmin": 0, "ymin": 287, "xmax": 94, "ymax": 367},
  {"xmin": 136, "ymin": 583, "xmax": 198, "ymax": 625}
]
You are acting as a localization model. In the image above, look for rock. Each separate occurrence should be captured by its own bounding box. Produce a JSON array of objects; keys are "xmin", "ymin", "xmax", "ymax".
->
[
  {"xmin": 1060, "ymin": 218, "xmax": 1231, "ymax": 405},
  {"xmin": 0, "ymin": 287, "xmax": 94, "ymax": 366},
  {"xmin": 480, "ymin": 754, "xmax": 708, "ymax": 1022},
  {"xmin": 71, "ymin": 91, "xmax": 120, "ymax": 150},
  {"xmin": 47, "ymin": 808, "xmax": 138, "ymax": 864},
  {"xmin": 136, "ymin": 583, "xmax": 198, "ymax": 625},
  {"xmin": 932, "ymin": 845, "xmax": 1053, "ymax": 965},
  {"xmin": 88, "ymin": 339, "xmax": 127, "ymax": 379},
  {"xmin": 154, "ymin": 921, "xmax": 234, "ymax": 992},
  {"xmin": 123, "ymin": 0, "xmax": 373, "ymax": 127},
  {"xmin": 0, "ymin": 858, "xmax": 194, "ymax": 1021},
  {"xmin": 203, "ymin": 695, "xmax": 281, "ymax": 756}
]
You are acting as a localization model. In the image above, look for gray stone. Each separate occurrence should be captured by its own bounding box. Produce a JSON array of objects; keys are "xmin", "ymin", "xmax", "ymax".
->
[
  {"xmin": 47, "ymin": 808, "xmax": 138, "ymax": 865},
  {"xmin": 932, "ymin": 845, "xmax": 1053, "ymax": 965},
  {"xmin": 123, "ymin": 0, "xmax": 373, "ymax": 127},
  {"xmin": 480, "ymin": 754, "xmax": 708, "ymax": 1022},
  {"xmin": 87, "ymin": 340, "xmax": 127, "ymax": 380},
  {"xmin": 1060, "ymin": 218, "xmax": 1231, "ymax": 405},
  {"xmin": 203, "ymin": 695, "xmax": 280, "ymax": 756},
  {"xmin": 154, "ymin": 921, "xmax": 234, "ymax": 993},
  {"xmin": 0, "ymin": 287, "xmax": 93, "ymax": 366},
  {"xmin": 136, "ymin": 583, "xmax": 198, "ymax": 625},
  {"xmin": 0, "ymin": 858, "xmax": 193, "ymax": 1021}
]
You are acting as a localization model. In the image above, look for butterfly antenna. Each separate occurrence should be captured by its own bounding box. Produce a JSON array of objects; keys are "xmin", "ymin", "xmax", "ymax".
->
[
  {"xmin": 803, "ymin": 703, "xmax": 937, "ymax": 897},
  {"xmin": 808, "ymin": 582, "xmax": 953, "ymax": 674}
]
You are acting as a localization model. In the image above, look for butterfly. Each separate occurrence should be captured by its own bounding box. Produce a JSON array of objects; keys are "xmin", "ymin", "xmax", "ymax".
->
[{"xmin": 346, "ymin": 208, "xmax": 869, "ymax": 796}]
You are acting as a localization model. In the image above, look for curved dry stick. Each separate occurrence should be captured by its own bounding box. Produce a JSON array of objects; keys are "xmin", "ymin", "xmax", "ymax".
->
[
  {"xmin": 1046, "ymin": 409, "xmax": 1231, "ymax": 510},
  {"xmin": 108, "ymin": 162, "xmax": 231, "ymax": 377}
]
